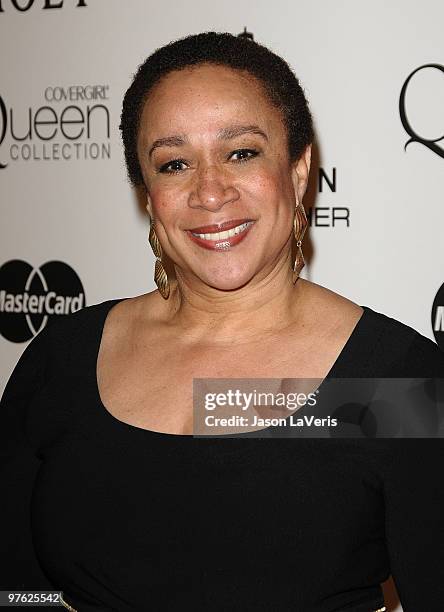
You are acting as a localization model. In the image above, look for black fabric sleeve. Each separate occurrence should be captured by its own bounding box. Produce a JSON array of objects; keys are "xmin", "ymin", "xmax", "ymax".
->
[
  {"xmin": 383, "ymin": 439, "xmax": 444, "ymax": 610},
  {"xmin": 0, "ymin": 329, "xmax": 55, "ymax": 590}
]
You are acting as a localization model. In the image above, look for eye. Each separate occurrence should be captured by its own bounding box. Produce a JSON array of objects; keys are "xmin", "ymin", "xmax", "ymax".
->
[
  {"xmin": 158, "ymin": 159, "xmax": 188, "ymax": 174},
  {"xmin": 229, "ymin": 149, "xmax": 259, "ymax": 163}
]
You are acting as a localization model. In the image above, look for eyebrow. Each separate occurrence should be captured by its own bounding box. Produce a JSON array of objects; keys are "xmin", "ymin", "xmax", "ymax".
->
[
  {"xmin": 148, "ymin": 124, "xmax": 268, "ymax": 158},
  {"xmin": 218, "ymin": 124, "xmax": 269, "ymax": 142}
]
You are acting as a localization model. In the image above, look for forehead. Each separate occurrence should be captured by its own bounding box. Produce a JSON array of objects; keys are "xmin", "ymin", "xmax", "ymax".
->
[{"xmin": 138, "ymin": 63, "xmax": 284, "ymax": 142}]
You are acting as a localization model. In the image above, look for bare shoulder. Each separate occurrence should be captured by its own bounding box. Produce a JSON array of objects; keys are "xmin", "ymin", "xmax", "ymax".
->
[
  {"xmin": 100, "ymin": 290, "xmax": 164, "ymax": 348},
  {"xmin": 297, "ymin": 279, "xmax": 364, "ymax": 335}
]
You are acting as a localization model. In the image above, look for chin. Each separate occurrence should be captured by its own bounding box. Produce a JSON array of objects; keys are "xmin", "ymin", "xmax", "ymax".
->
[{"xmin": 199, "ymin": 270, "xmax": 255, "ymax": 293}]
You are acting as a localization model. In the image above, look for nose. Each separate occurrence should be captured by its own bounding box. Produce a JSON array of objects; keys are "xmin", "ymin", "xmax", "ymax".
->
[{"xmin": 188, "ymin": 164, "xmax": 240, "ymax": 212}]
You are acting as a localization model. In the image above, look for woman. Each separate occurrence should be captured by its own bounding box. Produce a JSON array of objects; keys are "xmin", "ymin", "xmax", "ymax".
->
[{"xmin": 1, "ymin": 32, "xmax": 444, "ymax": 612}]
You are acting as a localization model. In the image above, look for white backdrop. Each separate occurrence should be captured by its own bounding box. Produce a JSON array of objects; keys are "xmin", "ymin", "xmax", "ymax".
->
[{"xmin": 1, "ymin": 1, "xmax": 444, "ymax": 609}]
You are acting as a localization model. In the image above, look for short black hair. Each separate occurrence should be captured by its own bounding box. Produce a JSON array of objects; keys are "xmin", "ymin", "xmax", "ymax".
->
[{"xmin": 120, "ymin": 31, "xmax": 314, "ymax": 187}]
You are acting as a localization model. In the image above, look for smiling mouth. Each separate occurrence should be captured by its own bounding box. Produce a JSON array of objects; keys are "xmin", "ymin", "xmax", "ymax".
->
[
  {"xmin": 191, "ymin": 220, "xmax": 253, "ymax": 239},
  {"xmin": 186, "ymin": 219, "xmax": 255, "ymax": 250}
]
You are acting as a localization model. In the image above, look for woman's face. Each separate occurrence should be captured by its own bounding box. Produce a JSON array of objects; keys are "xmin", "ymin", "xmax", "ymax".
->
[{"xmin": 137, "ymin": 63, "xmax": 311, "ymax": 292}]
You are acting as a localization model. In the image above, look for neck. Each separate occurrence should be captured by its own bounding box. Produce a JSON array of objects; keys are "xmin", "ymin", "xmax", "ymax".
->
[{"xmin": 163, "ymin": 253, "xmax": 306, "ymax": 346}]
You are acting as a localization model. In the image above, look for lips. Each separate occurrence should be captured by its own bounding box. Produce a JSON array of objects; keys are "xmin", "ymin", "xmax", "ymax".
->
[
  {"xmin": 186, "ymin": 219, "xmax": 255, "ymax": 251},
  {"xmin": 187, "ymin": 218, "xmax": 254, "ymax": 233}
]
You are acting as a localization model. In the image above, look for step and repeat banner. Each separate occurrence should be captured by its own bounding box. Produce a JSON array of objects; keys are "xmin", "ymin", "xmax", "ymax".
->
[{"xmin": 1, "ymin": 1, "xmax": 443, "ymax": 609}]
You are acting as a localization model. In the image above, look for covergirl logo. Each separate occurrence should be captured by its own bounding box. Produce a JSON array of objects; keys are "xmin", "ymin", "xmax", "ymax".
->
[
  {"xmin": 399, "ymin": 64, "xmax": 444, "ymax": 159},
  {"xmin": 0, "ymin": 85, "xmax": 110, "ymax": 169},
  {"xmin": 0, "ymin": 0, "xmax": 86, "ymax": 11}
]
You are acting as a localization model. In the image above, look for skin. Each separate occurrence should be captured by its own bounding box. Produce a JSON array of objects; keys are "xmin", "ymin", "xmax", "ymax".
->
[
  {"xmin": 140, "ymin": 64, "xmax": 304, "ymax": 301},
  {"xmin": 97, "ymin": 63, "xmax": 363, "ymax": 434}
]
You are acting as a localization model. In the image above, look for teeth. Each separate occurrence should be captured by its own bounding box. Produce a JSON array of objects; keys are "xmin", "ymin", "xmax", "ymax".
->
[{"xmin": 192, "ymin": 221, "xmax": 251, "ymax": 240}]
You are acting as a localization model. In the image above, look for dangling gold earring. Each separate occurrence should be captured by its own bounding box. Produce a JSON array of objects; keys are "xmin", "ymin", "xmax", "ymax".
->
[
  {"xmin": 148, "ymin": 222, "xmax": 170, "ymax": 299},
  {"xmin": 292, "ymin": 201, "xmax": 308, "ymax": 283}
]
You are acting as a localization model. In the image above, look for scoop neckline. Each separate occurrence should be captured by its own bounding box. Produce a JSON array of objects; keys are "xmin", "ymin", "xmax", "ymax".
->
[{"xmin": 90, "ymin": 297, "xmax": 369, "ymax": 438}]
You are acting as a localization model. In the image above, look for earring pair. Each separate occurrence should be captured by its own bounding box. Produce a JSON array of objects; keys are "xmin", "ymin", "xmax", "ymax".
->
[{"xmin": 148, "ymin": 202, "xmax": 307, "ymax": 298}]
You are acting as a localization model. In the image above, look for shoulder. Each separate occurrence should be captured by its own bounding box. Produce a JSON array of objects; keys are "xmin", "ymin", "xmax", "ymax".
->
[
  {"xmin": 39, "ymin": 297, "xmax": 126, "ymax": 347},
  {"xmin": 296, "ymin": 279, "xmax": 364, "ymax": 336},
  {"xmin": 359, "ymin": 307, "xmax": 444, "ymax": 376},
  {"xmin": 11, "ymin": 291, "xmax": 164, "ymax": 380},
  {"xmin": 298, "ymin": 280, "xmax": 444, "ymax": 376},
  {"xmin": 8, "ymin": 297, "xmax": 128, "ymax": 379},
  {"xmin": 46, "ymin": 297, "xmax": 124, "ymax": 334},
  {"xmin": 328, "ymin": 299, "xmax": 444, "ymax": 377},
  {"xmin": 39, "ymin": 293, "xmax": 165, "ymax": 368}
]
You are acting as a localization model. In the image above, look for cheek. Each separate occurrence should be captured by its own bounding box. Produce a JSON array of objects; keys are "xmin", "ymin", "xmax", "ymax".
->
[
  {"xmin": 241, "ymin": 166, "xmax": 280, "ymax": 201},
  {"xmin": 149, "ymin": 184, "xmax": 184, "ymax": 220},
  {"xmin": 243, "ymin": 165, "xmax": 294, "ymax": 213}
]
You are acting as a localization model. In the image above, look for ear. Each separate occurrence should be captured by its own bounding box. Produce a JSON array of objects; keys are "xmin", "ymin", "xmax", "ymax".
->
[{"xmin": 291, "ymin": 144, "xmax": 312, "ymax": 204}]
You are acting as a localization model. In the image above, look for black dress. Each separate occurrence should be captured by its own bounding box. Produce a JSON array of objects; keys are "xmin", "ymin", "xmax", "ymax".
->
[{"xmin": 1, "ymin": 299, "xmax": 444, "ymax": 612}]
